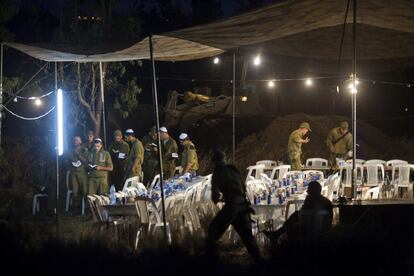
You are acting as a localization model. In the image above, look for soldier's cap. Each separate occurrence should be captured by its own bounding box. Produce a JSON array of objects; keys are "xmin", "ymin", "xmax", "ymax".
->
[
  {"xmin": 340, "ymin": 121, "xmax": 349, "ymax": 130},
  {"xmin": 113, "ymin": 129, "xmax": 122, "ymax": 137},
  {"xmin": 94, "ymin": 138, "xmax": 103, "ymax": 144},
  {"xmin": 299, "ymin": 122, "xmax": 311, "ymax": 131},
  {"xmin": 87, "ymin": 130, "xmax": 94, "ymax": 136},
  {"xmin": 124, "ymin": 129, "xmax": 135, "ymax": 136},
  {"xmin": 179, "ymin": 133, "xmax": 188, "ymax": 140},
  {"xmin": 159, "ymin": 126, "xmax": 168, "ymax": 133}
]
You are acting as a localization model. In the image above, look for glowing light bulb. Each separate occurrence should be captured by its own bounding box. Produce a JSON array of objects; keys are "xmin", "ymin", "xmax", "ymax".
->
[
  {"xmin": 241, "ymin": 96, "xmax": 248, "ymax": 102},
  {"xmin": 253, "ymin": 55, "xmax": 261, "ymax": 66},
  {"xmin": 268, "ymin": 80, "xmax": 275, "ymax": 88},
  {"xmin": 305, "ymin": 78, "xmax": 313, "ymax": 86},
  {"xmin": 213, "ymin": 57, "xmax": 220, "ymax": 64},
  {"xmin": 35, "ymin": 98, "xmax": 42, "ymax": 106},
  {"xmin": 13, "ymin": 98, "xmax": 18, "ymax": 103}
]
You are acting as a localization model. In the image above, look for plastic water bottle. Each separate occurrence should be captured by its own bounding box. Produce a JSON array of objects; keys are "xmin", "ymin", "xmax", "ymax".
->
[
  {"xmin": 109, "ymin": 185, "xmax": 116, "ymax": 205},
  {"xmin": 333, "ymin": 190, "xmax": 338, "ymax": 202}
]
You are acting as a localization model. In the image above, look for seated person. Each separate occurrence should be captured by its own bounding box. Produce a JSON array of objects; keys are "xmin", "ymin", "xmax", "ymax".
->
[{"xmin": 264, "ymin": 181, "xmax": 333, "ymax": 243}]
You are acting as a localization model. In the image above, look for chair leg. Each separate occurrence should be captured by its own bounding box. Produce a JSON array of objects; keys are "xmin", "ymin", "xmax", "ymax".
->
[
  {"xmin": 166, "ymin": 224, "xmax": 172, "ymax": 245},
  {"xmin": 81, "ymin": 197, "xmax": 85, "ymax": 215},
  {"xmin": 65, "ymin": 191, "xmax": 70, "ymax": 212},
  {"xmin": 32, "ymin": 197, "xmax": 37, "ymax": 215},
  {"xmin": 135, "ymin": 229, "xmax": 141, "ymax": 250}
]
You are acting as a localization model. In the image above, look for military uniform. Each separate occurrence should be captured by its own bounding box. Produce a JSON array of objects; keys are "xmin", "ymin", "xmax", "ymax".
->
[
  {"xmin": 206, "ymin": 159, "xmax": 262, "ymax": 262},
  {"xmin": 162, "ymin": 137, "xmax": 178, "ymax": 180},
  {"xmin": 180, "ymin": 140, "xmax": 198, "ymax": 174},
  {"xmin": 87, "ymin": 148, "xmax": 113, "ymax": 195},
  {"xmin": 108, "ymin": 140, "xmax": 130, "ymax": 190},
  {"xmin": 288, "ymin": 129, "xmax": 304, "ymax": 170},
  {"xmin": 326, "ymin": 127, "xmax": 352, "ymax": 168},
  {"xmin": 66, "ymin": 144, "xmax": 89, "ymax": 201},
  {"xmin": 142, "ymin": 134, "xmax": 159, "ymax": 185},
  {"xmin": 125, "ymin": 139, "xmax": 144, "ymax": 180}
]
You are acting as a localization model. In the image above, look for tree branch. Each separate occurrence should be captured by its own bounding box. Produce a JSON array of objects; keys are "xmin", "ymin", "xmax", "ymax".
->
[{"xmin": 76, "ymin": 62, "xmax": 97, "ymax": 126}]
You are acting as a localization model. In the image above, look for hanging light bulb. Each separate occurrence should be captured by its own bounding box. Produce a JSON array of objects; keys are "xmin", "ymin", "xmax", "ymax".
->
[
  {"xmin": 35, "ymin": 98, "xmax": 42, "ymax": 106},
  {"xmin": 213, "ymin": 57, "xmax": 220, "ymax": 64},
  {"xmin": 268, "ymin": 80, "xmax": 275, "ymax": 88},
  {"xmin": 253, "ymin": 55, "xmax": 261, "ymax": 66},
  {"xmin": 13, "ymin": 98, "xmax": 18, "ymax": 103},
  {"xmin": 241, "ymin": 96, "xmax": 248, "ymax": 102},
  {"xmin": 305, "ymin": 78, "xmax": 313, "ymax": 86},
  {"xmin": 348, "ymin": 79, "xmax": 359, "ymax": 94}
]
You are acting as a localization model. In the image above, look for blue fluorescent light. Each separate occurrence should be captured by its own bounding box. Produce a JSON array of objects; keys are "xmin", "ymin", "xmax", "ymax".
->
[{"xmin": 57, "ymin": 89, "xmax": 64, "ymax": 156}]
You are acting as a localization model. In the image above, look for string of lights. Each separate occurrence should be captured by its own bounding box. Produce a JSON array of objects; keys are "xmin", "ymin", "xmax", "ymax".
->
[{"xmin": 1, "ymin": 104, "xmax": 56, "ymax": 121}]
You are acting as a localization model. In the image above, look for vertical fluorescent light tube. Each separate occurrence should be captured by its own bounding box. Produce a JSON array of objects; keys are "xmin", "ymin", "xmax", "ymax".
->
[{"xmin": 57, "ymin": 88, "xmax": 64, "ymax": 156}]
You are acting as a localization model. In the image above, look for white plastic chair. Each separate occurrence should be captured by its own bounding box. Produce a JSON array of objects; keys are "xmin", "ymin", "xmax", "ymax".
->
[
  {"xmin": 391, "ymin": 164, "xmax": 414, "ymax": 199},
  {"xmin": 32, "ymin": 193, "xmax": 48, "ymax": 215},
  {"xmin": 303, "ymin": 170, "xmax": 325, "ymax": 181},
  {"xmin": 305, "ymin": 158, "xmax": 328, "ymax": 168},
  {"xmin": 122, "ymin": 176, "xmax": 140, "ymax": 191},
  {"xmin": 270, "ymin": 165, "xmax": 291, "ymax": 180},
  {"xmin": 365, "ymin": 159, "xmax": 386, "ymax": 165},
  {"xmin": 175, "ymin": 166, "xmax": 183, "ymax": 176},
  {"xmin": 386, "ymin": 159, "xmax": 408, "ymax": 167},
  {"xmin": 364, "ymin": 163, "xmax": 385, "ymax": 187},
  {"xmin": 363, "ymin": 186, "xmax": 380, "ymax": 200},
  {"xmin": 339, "ymin": 164, "xmax": 364, "ymax": 189},
  {"xmin": 282, "ymin": 170, "xmax": 305, "ymax": 180},
  {"xmin": 246, "ymin": 164, "xmax": 266, "ymax": 182},
  {"xmin": 148, "ymin": 174, "xmax": 160, "ymax": 191},
  {"xmin": 256, "ymin": 160, "xmax": 277, "ymax": 168}
]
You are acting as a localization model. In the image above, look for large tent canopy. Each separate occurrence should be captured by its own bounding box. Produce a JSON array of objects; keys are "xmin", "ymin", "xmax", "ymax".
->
[{"xmin": 4, "ymin": 0, "xmax": 414, "ymax": 72}]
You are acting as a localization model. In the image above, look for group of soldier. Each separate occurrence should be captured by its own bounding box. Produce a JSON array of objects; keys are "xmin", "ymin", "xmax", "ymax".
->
[
  {"xmin": 287, "ymin": 121, "xmax": 353, "ymax": 170},
  {"xmin": 66, "ymin": 127, "xmax": 199, "ymax": 210}
]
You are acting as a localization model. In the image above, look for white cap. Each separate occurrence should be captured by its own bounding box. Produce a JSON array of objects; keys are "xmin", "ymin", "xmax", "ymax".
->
[
  {"xmin": 179, "ymin": 133, "xmax": 188, "ymax": 140},
  {"xmin": 94, "ymin": 138, "xmax": 103, "ymax": 144},
  {"xmin": 125, "ymin": 129, "xmax": 134, "ymax": 135},
  {"xmin": 159, "ymin": 126, "xmax": 168, "ymax": 133}
]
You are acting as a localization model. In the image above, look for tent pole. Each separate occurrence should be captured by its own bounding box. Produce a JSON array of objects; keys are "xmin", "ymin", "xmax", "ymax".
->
[
  {"xmin": 55, "ymin": 62, "xmax": 60, "ymax": 236},
  {"xmin": 99, "ymin": 62, "xmax": 107, "ymax": 148},
  {"xmin": 351, "ymin": 0, "xmax": 357, "ymax": 198},
  {"xmin": 0, "ymin": 43, "xmax": 3, "ymax": 148},
  {"xmin": 232, "ymin": 52, "xmax": 236, "ymax": 164},
  {"xmin": 149, "ymin": 35, "xmax": 168, "ymax": 244}
]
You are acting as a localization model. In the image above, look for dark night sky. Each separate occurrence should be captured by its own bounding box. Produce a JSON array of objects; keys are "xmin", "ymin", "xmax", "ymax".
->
[{"xmin": 2, "ymin": 0, "xmax": 414, "ymax": 140}]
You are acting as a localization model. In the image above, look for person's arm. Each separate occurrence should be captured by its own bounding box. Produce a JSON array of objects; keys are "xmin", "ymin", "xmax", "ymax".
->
[
  {"xmin": 132, "ymin": 142, "xmax": 144, "ymax": 169},
  {"xmin": 183, "ymin": 149, "xmax": 195, "ymax": 173},
  {"xmin": 211, "ymin": 171, "xmax": 221, "ymax": 204},
  {"xmin": 294, "ymin": 132, "xmax": 309, "ymax": 144},
  {"xmin": 326, "ymin": 130, "xmax": 335, "ymax": 152},
  {"xmin": 346, "ymin": 133, "xmax": 353, "ymax": 152}
]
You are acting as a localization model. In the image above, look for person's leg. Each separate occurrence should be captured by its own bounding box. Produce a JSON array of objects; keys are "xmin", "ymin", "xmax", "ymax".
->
[
  {"xmin": 98, "ymin": 178, "xmax": 109, "ymax": 195},
  {"xmin": 232, "ymin": 212, "xmax": 263, "ymax": 262},
  {"xmin": 71, "ymin": 173, "xmax": 81, "ymax": 210},
  {"xmin": 205, "ymin": 207, "xmax": 233, "ymax": 256},
  {"xmin": 88, "ymin": 178, "xmax": 97, "ymax": 195}
]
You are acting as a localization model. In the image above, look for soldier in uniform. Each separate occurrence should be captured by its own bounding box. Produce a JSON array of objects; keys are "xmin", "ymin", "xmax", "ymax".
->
[
  {"xmin": 206, "ymin": 150, "xmax": 263, "ymax": 262},
  {"xmin": 179, "ymin": 133, "xmax": 198, "ymax": 175},
  {"xmin": 326, "ymin": 121, "xmax": 352, "ymax": 170},
  {"xmin": 159, "ymin": 126, "xmax": 178, "ymax": 180},
  {"xmin": 66, "ymin": 136, "xmax": 89, "ymax": 211},
  {"xmin": 142, "ymin": 126, "xmax": 159, "ymax": 186},
  {"xmin": 124, "ymin": 129, "xmax": 145, "ymax": 181},
  {"xmin": 287, "ymin": 122, "xmax": 311, "ymax": 170},
  {"xmin": 87, "ymin": 138, "xmax": 113, "ymax": 195},
  {"xmin": 85, "ymin": 130, "xmax": 95, "ymax": 152},
  {"xmin": 108, "ymin": 130, "xmax": 130, "ymax": 190}
]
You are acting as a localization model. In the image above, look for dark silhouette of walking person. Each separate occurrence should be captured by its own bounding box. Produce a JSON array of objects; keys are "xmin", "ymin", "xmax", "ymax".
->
[{"xmin": 205, "ymin": 150, "xmax": 263, "ymax": 262}]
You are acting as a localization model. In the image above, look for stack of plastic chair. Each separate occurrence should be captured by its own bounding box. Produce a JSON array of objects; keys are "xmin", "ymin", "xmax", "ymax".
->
[
  {"xmin": 270, "ymin": 165, "xmax": 291, "ymax": 181},
  {"xmin": 339, "ymin": 164, "xmax": 364, "ymax": 194},
  {"xmin": 32, "ymin": 192, "xmax": 48, "ymax": 215},
  {"xmin": 365, "ymin": 159, "xmax": 386, "ymax": 165},
  {"xmin": 305, "ymin": 158, "xmax": 328, "ymax": 168},
  {"xmin": 134, "ymin": 197, "xmax": 172, "ymax": 249},
  {"xmin": 386, "ymin": 159, "xmax": 408, "ymax": 167},
  {"xmin": 364, "ymin": 163, "xmax": 385, "ymax": 196},
  {"xmin": 363, "ymin": 186, "xmax": 380, "ymax": 200},
  {"xmin": 391, "ymin": 164, "xmax": 414, "ymax": 199}
]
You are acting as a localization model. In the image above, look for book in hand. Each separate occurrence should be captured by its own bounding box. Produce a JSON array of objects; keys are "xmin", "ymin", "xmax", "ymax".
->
[
  {"xmin": 112, "ymin": 149, "xmax": 119, "ymax": 153},
  {"xmin": 118, "ymin": 152, "xmax": 126, "ymax": 159},
  {"xmin": 172, "ymin": 153, "xmax": 179, "ymax": 159},
  {"xmin": 72, "ymin": 160, "xmax": 82, "ymax": 168},
  {"xmin": 150, "ymin": 143, "xmax": 158, "ymax": 148},
  {"xmin": 88, "ymin": 164, "xmax": 97, "ymax": 169}
]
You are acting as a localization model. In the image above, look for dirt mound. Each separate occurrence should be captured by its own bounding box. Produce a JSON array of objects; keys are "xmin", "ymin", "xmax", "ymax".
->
[{"xmin": 234, "ymin": 113, "xmax": 414, "ymax": 171}]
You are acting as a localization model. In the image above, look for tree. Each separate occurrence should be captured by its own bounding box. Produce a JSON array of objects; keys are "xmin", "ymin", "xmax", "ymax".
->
[{"xmin": 54, "ymin": 0, "xmax": 142, "ymax": 137}]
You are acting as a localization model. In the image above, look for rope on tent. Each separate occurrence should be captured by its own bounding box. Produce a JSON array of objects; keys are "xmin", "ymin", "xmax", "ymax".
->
[{"xmin": 1, "ymin": 104, "xmax": 55, "ymax": 120}]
